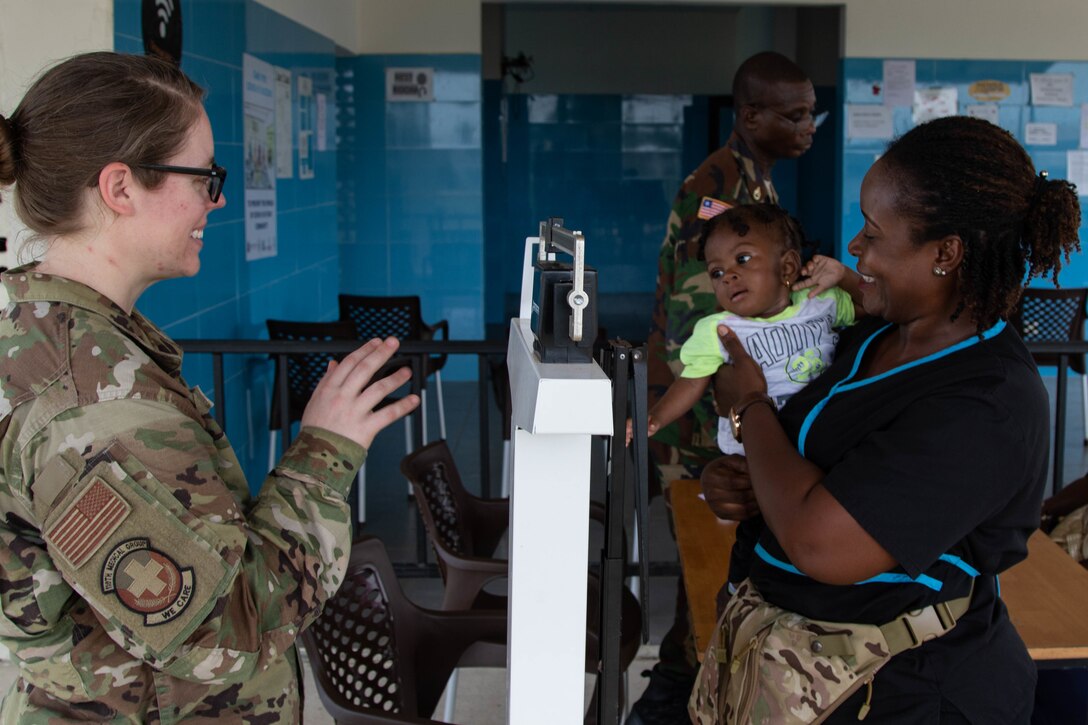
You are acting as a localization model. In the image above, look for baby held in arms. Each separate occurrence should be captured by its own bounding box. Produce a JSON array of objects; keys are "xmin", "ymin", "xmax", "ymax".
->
[{"xmin": 631, "ymin": 204, "xmax": 863, "ymax": 454}]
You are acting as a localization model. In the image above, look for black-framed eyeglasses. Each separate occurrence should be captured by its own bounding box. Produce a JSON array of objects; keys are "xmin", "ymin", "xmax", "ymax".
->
[
  {"xmin": 751, "ymin": 105, "xmax": 829, "ymax": 132},
  {"xmin": 138, "ymin": 163, "xmax": 228, "ymax": 203}
]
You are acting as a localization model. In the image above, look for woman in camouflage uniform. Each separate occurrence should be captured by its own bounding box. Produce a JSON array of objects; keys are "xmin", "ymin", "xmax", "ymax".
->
[{"xmin": 0, "ymin": 52, "xmax": 418, "ymax": 722}]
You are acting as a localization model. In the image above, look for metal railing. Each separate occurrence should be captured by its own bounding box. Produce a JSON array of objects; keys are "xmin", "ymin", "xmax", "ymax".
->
[
  {"xmin": 175, "ymin": 337, "xmax": 1088, "ymax": 574},
  {"xmin": 1024, "ymin": 341, "xmax": 1088, "ymax": 495},
  {"xmin": 177, "ymin": 338, "xmax": 507, "ymax": 571}
]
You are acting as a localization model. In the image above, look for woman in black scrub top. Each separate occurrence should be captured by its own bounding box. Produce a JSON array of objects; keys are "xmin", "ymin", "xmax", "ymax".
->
[{"xmin": 704, "ymin": 115, "xmax": 1081, "ymax": 723}]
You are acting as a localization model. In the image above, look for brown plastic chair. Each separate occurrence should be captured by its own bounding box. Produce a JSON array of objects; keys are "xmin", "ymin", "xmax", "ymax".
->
[
  {"xmin": 301, "ymin": 535, "xmax": 506, "ymax": 724},
  {"xmin": 339, "ymin": 294, "xmax": 449, "ymax": 442},
  {"xmin": 1011, "ymin": 287, "xmax": 1088, "ymax": 443},
  {"xmin": 400, "ymin": 439, "xmax": 643, "ymax": 720}
]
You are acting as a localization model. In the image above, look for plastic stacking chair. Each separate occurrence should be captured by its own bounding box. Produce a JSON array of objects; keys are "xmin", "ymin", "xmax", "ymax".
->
[
  {"xmin": 266, "ymin": 319, "xmax": 357, "ymax": 466},
  {"xmin": 400, "ymin": 439, "xmax": 643, "ymax": 722},
  {"xmin": 265, "ymin": 319, "xmax": 411, "ymax": 523},
  {"xmin": 1011, "ymin": 288, "xmax": 1088, "ymax": 443},
  {"xmin": 338, "ymin": 295, "xmax": 449, "ymax": 446},
  {"xmin": 301, "ymin": 536, "xmax": 506, "ymax": 724}
]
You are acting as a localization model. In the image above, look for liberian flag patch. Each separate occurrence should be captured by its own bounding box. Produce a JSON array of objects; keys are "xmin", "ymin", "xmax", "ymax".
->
[
  {"xmin": 47, "ymin": 477, "xmax": 131, "ymax": 569},
  {"xmin": 697, "ymin": 196, "xmax": 732, "ymax": 220}
]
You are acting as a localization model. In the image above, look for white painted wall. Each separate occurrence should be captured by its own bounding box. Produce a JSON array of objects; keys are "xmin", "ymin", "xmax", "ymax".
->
[
  {"xmin": 326, "ymin": 0, "xmax": 1088, "ymax": 62},
  {"xmin": 0, "ymin": 0, "xmax": 113, "ymax": 271},
  {"xmin": 253, "ymin": 0, "xmax": 363, "ymax": 52},
  {"xmin": 357, "ymin": 0, "xmax": 481, "ymax": 54}
]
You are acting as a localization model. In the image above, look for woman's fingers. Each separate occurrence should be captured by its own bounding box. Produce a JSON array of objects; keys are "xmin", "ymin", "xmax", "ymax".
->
[
  {"xmin": 336, "ymin": 337, "xmax": 402, "ymax": 391},
  {"xmin": 717, "ymin": 324, "xmax": 748, "ymax": 362},
  {"xmin": 299, "ymin": 336, "xmax": 422, "ymax": 448},
  {"xmin": 355, "ymin": 365, "xmax": 414, "ymax": 410},
  {"xmin": 356, "ymin": 394, "xmax": 421, "ymax": 447}
]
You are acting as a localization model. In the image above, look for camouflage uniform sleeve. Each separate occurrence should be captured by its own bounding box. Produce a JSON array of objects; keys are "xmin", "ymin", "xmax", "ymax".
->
[
  {"xmin": 19, "ymin": 397, "xmax": 361, "ymax": 685},
  {"xmin": 648, "ymin": 202, "xmax": 684, "ymax": 406}
]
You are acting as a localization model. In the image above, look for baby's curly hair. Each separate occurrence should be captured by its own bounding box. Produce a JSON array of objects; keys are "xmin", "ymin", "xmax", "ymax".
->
[{"xmin": 697, "ymin": 204, "xmax": 809, "ymax": 262}]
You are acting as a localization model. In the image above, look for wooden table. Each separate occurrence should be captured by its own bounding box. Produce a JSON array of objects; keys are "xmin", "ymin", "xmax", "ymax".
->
[{"xmin": 669, "ymin": 478, "xmax": 1088, "ymax": 665}]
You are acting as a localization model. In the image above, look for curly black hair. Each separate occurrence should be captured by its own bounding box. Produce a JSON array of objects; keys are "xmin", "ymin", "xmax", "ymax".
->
[
  {"xmin": 696, "ymin": 203, "xmax": 809, "ymax": 262},
  {"xmin": 879, "ymin": 116, "xmax": 1081, "ymax": 333}
]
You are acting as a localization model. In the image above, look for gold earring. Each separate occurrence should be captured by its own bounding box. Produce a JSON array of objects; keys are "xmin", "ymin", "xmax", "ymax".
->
[
  {"xmin": 933, "ymin": 266, "xmax": 948, "ymax": 277},
  {"xmin": 784, "ymin": 278, "xmax": 792, "ymax": 288}
]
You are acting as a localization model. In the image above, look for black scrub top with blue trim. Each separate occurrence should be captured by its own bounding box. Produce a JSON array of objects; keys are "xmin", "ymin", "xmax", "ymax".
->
[{"xmin": 750, "ymin": 316, "xmax": 1048, "ymax": 723}]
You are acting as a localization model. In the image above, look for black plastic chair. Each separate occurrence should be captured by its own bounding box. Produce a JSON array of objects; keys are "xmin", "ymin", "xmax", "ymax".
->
[
  {"xmin": 1011, "ymin": 287, "xmax": 1088, "ymax": 443},
  {"xmin": 266, "ymin": 319, "xmax": 357, "ymax": 463},
  {"xmin": 339, "ymin": 295, "xmax": 449, "ymax": 444},
  {"xmin": 265, "ymin": 319, "xmax": 411, "ymax": 523},
  {"xmin": 301, "ymin": 536, "xmax": 506, "ymax": 724},
  {"xmin": 400, "ymin": 439, "xmax": 643, "ymax": 722}
]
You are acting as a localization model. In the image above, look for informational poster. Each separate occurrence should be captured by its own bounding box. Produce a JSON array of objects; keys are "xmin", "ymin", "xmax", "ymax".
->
[
  {"xmin": 968, "ymin": 80, "xmax": 1011, "ymax": 103},
  {"xmin": 316, "ymin": 93, "xmax": 327, "ymax": 151},
  {"xmin": 297, "ymin": 75, "xmax": 314, "ymax": 180},
  {"xmin": 882, "ymin": 60, "xmax": 916, "ymax": 107},
  {"xmin": 966, "ymin": 103, "xmax": 1000, "ymax": 125},
  {"xmin": 1067, "ymin": 150, "xmax": 1088, "ymax": 195},
  {"xmin": 386, "ymin": 67, "xmax": 434, "ymax": 102},
  {"xmin": 912, "ymin": 87, "xmax": 958, "ymax": 124},
  {"xmin": 242, "ymin": 53, "xmax": 277, "ymax": 261},
  {"xmin": 274, "ymin": 66, "xmax": 293, "ymax": 178},
  {"xmin": 1080, "ymin": 104, "xmax": 1088, "ymax": 149},
  {"xmin": 1031, "ymin": 73, "xmax": 1074, "ymax": 107},
  {"xmin": 846, "ymin": 105, "xmax": 894, "ymax": 140},
  {"xmin": 1025, "ymin": 122, "xmax": 1058, "ymax": 146}
]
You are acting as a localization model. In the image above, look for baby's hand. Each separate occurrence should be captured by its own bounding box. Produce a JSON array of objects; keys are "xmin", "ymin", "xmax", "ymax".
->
[
  {"xmin": 626, "ymin": 415, "xmax": 662, "ymax": 446},
  {"xmin": 794, "ymin": 255, "xmax": 846, "ymax": 298}
]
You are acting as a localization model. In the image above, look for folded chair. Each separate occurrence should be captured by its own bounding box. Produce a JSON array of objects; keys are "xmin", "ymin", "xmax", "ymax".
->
[
  {"xmin": 301, "ymin": 535, "xmax": 506, "ymax": 724},
  {"xmin": 400, "ymin": 439, "xmax": 643, "ymax": 722}
]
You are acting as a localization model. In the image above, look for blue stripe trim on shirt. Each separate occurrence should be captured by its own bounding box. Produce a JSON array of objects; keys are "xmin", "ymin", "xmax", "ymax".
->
[
  {"xmin": 939, "ymin": 553, "xmax": 981, "ymax": 578},
  {"xmin": 797, "ymin": 320, "xmax": 1006, "ymax": 456},
  {"xmin": 754, "ymin": 544, "xmax": 981, "ymax": 593},
  {"xmin": 854, "ymin": 571, "xmax": 943, "ymax": 591},
  {"xmin": 754, "ymin": 542, "xmax": 805, "ymax": 575}
]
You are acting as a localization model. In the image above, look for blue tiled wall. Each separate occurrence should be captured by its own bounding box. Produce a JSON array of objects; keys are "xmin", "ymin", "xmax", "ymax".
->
[
  {"xmin": 840, "ymin": 58, "xmax": 1088, "ymax": 287},
  {"xmin": 482, "ymin": 86, "xmax": 839, "ymax": 343},
  {"xmin": 337, "ymin": 54, "xmax": 484, "ymax": 379},
  {"xmin": 115, "ymin": 0, "xmax": 341, "ymax": 490},
  {"xmin": 483, "ymin": 90, "xmax": 703, "ymax": 342}
]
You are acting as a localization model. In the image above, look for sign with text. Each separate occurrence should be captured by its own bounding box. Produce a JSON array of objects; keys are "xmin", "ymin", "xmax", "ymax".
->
[
  {"xmin": 386, "ymin": 67, "xmax": 434, "ymax": 102},
  {"xmin": 243, "ymin": 53, "xmax": 277, "ymax": 261}
]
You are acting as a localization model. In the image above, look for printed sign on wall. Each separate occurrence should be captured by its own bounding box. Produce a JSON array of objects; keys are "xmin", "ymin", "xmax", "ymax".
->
[
  {"xmin": 386, "ymin": 68, "xmax": 435, "ymax": 102},
  {"xmin": 243, "ymin": 53, "xmax": 278, "ymax": 261}
]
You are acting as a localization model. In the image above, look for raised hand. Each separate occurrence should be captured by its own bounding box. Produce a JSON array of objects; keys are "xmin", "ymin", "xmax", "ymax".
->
[
  {"xmin": 300, "ymin": 337, "xmax": 421, "ymax": 450},
  {"xmin": 794, "ymin": 254, "xmax": 847, "ymax": 298}
]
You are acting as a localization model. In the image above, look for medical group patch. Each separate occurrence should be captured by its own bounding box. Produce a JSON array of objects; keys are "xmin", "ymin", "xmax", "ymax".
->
[{"xmin": 102, "ymin": 538, "xmax": 195, "ymax": 626}]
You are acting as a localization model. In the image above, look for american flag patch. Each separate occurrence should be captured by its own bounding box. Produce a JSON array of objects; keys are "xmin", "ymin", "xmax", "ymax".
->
[
  {"xmin": 697, "ymin": 196, "xmax": 733, "ymax": 220},
  {"xmin": 47, "ymin": 477, "xmax": 131, "ymax": 570}
]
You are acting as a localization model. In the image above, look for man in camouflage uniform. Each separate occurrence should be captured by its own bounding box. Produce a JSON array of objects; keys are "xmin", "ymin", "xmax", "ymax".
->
[
  {"xmin": 0, "ymin": 267, "xmax": 367, "ymax": 722},
  {"xmin": 648, "ymin": 51, "xmax": 818, "ymax": 480},
  {"xmin": 631, "ymin": 51, "xmax": 818, "ymax": 725}
]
